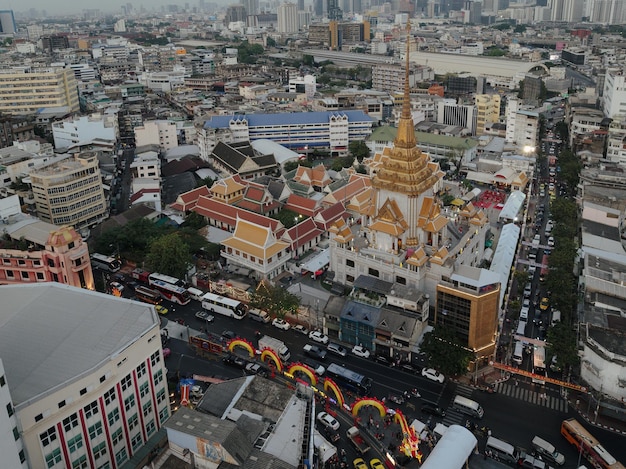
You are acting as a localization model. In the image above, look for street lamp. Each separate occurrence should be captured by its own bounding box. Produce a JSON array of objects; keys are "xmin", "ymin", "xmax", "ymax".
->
[{"xmin": 294, "ymin": 215, "xmax": 302, "ymax": 259}]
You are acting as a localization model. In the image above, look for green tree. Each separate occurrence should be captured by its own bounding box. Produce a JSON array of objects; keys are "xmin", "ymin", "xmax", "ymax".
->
[
  {"xmin": 250, "ymin": 281, "xmax": 300, "ymax": 319},
  {"xmin": 546, "ymin": 322, "xmax": 578, "ymax": 374},
  {"xmin": 196, "ymin": 176, "xmax": 214, "ymax": 188},
  {"xmin": 182, "ymin": 211, "xmax": 207, "ymax": 230},
  {"xmin": 146, "ymin": 233, "xmax": 192, "ymax": 279},
  {"xmin": 303, "ymin": 54, "xmax": 315, "ymax": 66},
  {"xmin": 419, "ymin": 327, "xmax": 473, "ymax": 376},
  {"xmin": 514, "ymin": 270, "xmax": 530, "ymax": 292},
  {"xmin": 266, "ymin": 36, "xmax": 276, "ymax": 47},
  {"xmin": 349, "ymin": 140, "xmax": 370, "ymax": 163}
]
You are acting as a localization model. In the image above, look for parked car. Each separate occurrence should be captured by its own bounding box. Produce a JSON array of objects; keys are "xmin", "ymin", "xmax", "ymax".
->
[
  {"xmin": 547, "ymin": 236, "xmax": 555, "ymax": 247},
  {"xmin": 421, "ymin": 368, "xmax": 445, "ymax": 383},
  {"xmin": 370, "ymin": 459, "xmax": 384, "ymax": 469},
  {"xmin": 326, "ymin": 342, "xmax": 348, "ymax": 357},
  {"xmin": 352, "ymin": 345, "xmax": 371, "ymax": 359},
  {"xmin": 302, "ymin": 358, "xmax": 326, "ymax": 376},
  {"xmin": 221, "ymin": 330, "xmax": 237, "ymax": 340},
  {"xmin": 155, "ymin": 305, "xmax": 169, "ymax": 315},
  {"xmin": 540, "ymin": 298, "xmax": 550, "ymax": 311},
  {"xmin": 293, "ymin": 324, "xmax": 309, "ymax": 335},
  {"xmin": 304, "ymin": 344, "xmax": 327, "ymax": 360},
  {"xmin": 195, "ymin": 311, "xmax": 214, "ymax": 322},
  {"xmin": 399, "ymin": 362, "xmax": 420, "ymax": 374},
  {"xmin": 353, "ymin": 458, "xmax": 368, "ymax": 469},
  {"xmin": 309, "ymin": 330, "xmax": 329, "ymax": 344},
  {"xmin": 421, "ymin": 402, "xmax": 446, "ymax": 417},
  {"xmin": 317, "ymin": 411, "xmax": 340, "ymax": 431},
  {"xmin": 374, "ymin": 355, "xmax": 392, "ymax": 365},
  {"xmin": 223, "ymin": 353, "xmax": 246, "ymax": 369},
  {"xmin": 245, "ymin": 362, "xmax": 266, "ymax": 375},
  {"xmin": 272, "ymin": 318, "xmax": 291, "ymax": 330}
]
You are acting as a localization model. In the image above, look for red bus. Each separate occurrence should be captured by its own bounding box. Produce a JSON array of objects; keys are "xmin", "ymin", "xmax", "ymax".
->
[
  {"xmin": 561, "ymin": 419, "xmax": 625, "ymax": 469},
  {"xmin": 539, "ymin": 254, "xmax": 549, "ymax": 282},
  {"xmin": 150, "ymin": 279, "xmax": 191, "ymax": 305}
]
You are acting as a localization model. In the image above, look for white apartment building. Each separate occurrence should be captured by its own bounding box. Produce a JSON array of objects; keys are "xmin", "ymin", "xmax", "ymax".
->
[
  {"xmin": 0, "ymin": 67, "xmax": 79, "ymax": 115},
  {"xmin": 0, "ymin": 143, "xmax": 61, "ymax": 188},
  {"xmin": 29, "ymin": 152, "xmax": 107, "ymax": 229},
  {"xmin": 0, "ymin": 283, "xmax": 170, "ymax": 469},
  {"xmin": 505, "ymin": 97, "xmax": 539, "ymax": 148},
  {"xmin": 0, "ymin": 359, "xmax": 26, "ymax": 468},
  {"xmin": 140, "ymin": 69, "xmax": 186, "ymax": 93},
  {"xmin": 606, "ymin": 116, "xmax": 626, "ymax": 167},
  {"xmin": 288, "ymin": 74, "xmax": 317, "ymax": 100},
  {"xmin": 134, "ymin": 121, "xmax": 178, "ymax": 151},
  {"xmin": 436, "ymin": 99, "xmax": 477, "ymax": 135},
  {"xmin": 569, "ymin": 107, "xmax": 605, "ymax": 148},
  {"xmin": 601, "ymin": 68, "xmax": 626, "ymax": 119},
  {"xmin": 131, "ymin": 151, "xmax": 161, "ymax": 179},
  {"xmin": 68, "ymin": 64, "xmax": 98, "ymax": 83},
  {"xmin": 52, "ymin": 113, "xmax": 119, "ymax": 150},
  {"xmin": 371, "ymin": 64, "xmax": 434, "ymax": 94},
  {"xmin": 277, "ymin": 2, "xmax": 298, "ymax": 33}
]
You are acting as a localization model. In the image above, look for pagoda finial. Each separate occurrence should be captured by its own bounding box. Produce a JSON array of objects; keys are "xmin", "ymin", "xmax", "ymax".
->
[{"xmin": 394, "ymin": 21, "xmax": 417, "ymax": 149}]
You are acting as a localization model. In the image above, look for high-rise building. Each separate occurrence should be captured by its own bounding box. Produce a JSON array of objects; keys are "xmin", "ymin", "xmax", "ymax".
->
[
  {"xmin": 0, "ymin": 10, "xmax": 16, "ymax": 34},
  {"xmin": 475, "ymin": 94, "xmax": 501, "ymax": 136},
  {"xmin": 328, "ymin": 0, "xmax": 343, "ymax": 19},
  {"xmin": 278, "ymin": 2, "xmax": 299, "ymax": 33},
  {"xmin": 602, "ymin": 68, "xmax": 626, "ymax": 119},
  {"xmin": 437, "ymin": 99, "xmax": 477, "ymax": 134},
  {"xmin": 0, "ymin": 67, "xmax": 79, "ymax": 116},
  {"xmin": 0, "ymin": 283, "xmax": 170, "ymax": 469},
  {"xmin": 29, "ymin": 152, "xmax": 108, "ymax": 229},
  {"xmin": 226, "ymin": 4, "xmax": 247, "ymax": 23},
  {"xmin": 242, "ymin": 0, "xmax": 259, "ymax": 15}
]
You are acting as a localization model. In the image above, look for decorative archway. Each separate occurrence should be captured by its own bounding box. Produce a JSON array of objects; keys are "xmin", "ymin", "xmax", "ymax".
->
[
  {"xmin": 260, "ymin": 348, "xmax": 283, "ymax": 371},
  {"xmin": 227, "ymin": 338, "xmax": 255, "ymax": 358},
  {"xmin": 322, "ymin": 377, "xmax": 345, "ymax": 408},
  {"xmin": 394, "ymin": 410, "xmax": 420, "ymax": 458},
  {"xmin": 350, "ymin": 397, "xmax": 387, "ymax": 418},
  {"xmin": 287, "ymin": 363, "xmax": 317, "ymax": 386}
]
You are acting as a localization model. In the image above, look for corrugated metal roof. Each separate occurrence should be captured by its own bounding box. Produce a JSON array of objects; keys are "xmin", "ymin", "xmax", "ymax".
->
[{"xmin": 0, "ymin": 283, "xmax": 158, "ymax": 405}]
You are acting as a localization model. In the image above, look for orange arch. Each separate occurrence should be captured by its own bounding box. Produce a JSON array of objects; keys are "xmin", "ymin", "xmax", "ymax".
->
[
  {"xmin": 394, "ymin": 410, "xmax": 420, "ymax": 458},
  {"xmin": 351, "ymin": 397, "xmax": 387, "ymax": 418},
  {"xmin": 287, "ymin": 363, "xmax": 318, "ymax": 386},
  {"xmin": 322, "ymin": 377, "xmax": 345, "ymax": 408},
  {"xmin": 260, "ymin": 348, "xmax": 283, "ymax": 371},
  {"xmin": 227, "ymin": 338, "xmax": 255, "ymax": 357}
]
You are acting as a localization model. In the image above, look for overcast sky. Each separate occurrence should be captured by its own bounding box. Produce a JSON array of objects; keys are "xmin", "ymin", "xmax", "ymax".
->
[{"xmin": 9, "ymin": 1, "xmax": 219, "ymax": 16}]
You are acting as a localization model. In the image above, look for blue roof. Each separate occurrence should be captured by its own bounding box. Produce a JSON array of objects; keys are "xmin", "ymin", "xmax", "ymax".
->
[{"xmin": 204, "ymin": 111, "xmax": 373, "ymax": 129}]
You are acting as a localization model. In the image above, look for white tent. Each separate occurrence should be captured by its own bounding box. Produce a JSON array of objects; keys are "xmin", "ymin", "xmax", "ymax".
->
[
  {"xmin": 421, "ymin": 425, "xmax": 477, "ymax": 469},
  {"xmin": 489, "ymin": 223, "xmax": 520, "ymax": 307},
  {"xmin": 498, "ymin": 190, "xmax": 526, "ymax": 222},
  {"xmin": 313, "ymin": 430, "xmax": 337, "ymax": 464}
]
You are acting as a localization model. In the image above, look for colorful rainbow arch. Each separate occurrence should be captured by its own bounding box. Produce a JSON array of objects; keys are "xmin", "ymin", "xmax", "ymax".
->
[
  {"xmin": 322, "ymin": 377, "xmax": 345, "ymax": 408},
  {"xmin": 260, "ymin": 348, "xmax": 283, "ymax": 371},
  {"xmin": 227, "ymin": 338, "xmax": 255, "ymax": 357},
  {"xmin": 287, "ymin": 363, "xmax": 318, "ymax": 386},
  {"xmin": 350, "ymin": 397, "xmax": 387, "ymax": 418}
]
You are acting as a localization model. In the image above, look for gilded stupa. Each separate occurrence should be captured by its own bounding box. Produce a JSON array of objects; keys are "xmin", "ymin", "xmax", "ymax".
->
[{"xmin": 369, "ymin": 23, "xmax": 447, "ymax": 251}]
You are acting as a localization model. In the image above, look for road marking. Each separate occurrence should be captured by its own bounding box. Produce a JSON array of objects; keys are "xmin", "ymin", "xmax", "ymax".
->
[{"xmin": 495, "ymin": 383, "xmax": 567, "ymax": 412}]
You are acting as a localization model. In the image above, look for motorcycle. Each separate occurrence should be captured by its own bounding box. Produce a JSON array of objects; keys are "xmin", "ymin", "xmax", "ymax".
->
[
  {"xmin": 409, "ymin": 388, "xmax": 421, "ymax": 399},
  {"xmin": 480, "ymin": 385, "xmax": 496, "ymax": 394}
]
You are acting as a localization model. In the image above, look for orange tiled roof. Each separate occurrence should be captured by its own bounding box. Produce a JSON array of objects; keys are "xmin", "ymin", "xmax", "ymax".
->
[
  {"xmin": 222, "ymin": 218, "xmax": 289, "ymax": 259},
  {"xmin": 171, "ymin": 185, "xmax": 211, "ymax": 211},
  {"xmin": 284, "ymin": 193, "xmax": 318, "ymax": 217}
]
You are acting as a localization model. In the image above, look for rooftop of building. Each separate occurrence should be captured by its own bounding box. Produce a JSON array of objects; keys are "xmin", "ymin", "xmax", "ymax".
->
[
  {"xmin": 2, "ymin": 213, "xmax": 61, "ymax": 246},
  {"xmin": 369, "ymin": 125, "xmax": 477, "ymax": 149},
  {"xmin": 586, "ymin": 324, "xmax": 626, "ymax": 360},
  {"xmin": 203, "ymin": 110, "xmax": 373, "ymax": 129},
  {"xmin": 0, "ymin": 283, "xmax": 158, "ymax": 406}
]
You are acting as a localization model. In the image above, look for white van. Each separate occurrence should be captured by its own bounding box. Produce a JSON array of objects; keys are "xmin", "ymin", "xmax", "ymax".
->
[
  {"xmin": 520, "ymin": 307, "xmax": 529, "ymax": 321},
  {"xmin": 516, "ymin": 320, "xmax": 527, "ymax": 337},
  {"xmin": 532, "ymin": 436, "xmax": 565, "ymax": 466},
  {"xmin": 513, "ymin": 342, "xmax": 524, "ymax": 365},
  {"xmin": 485, "ymin": 436, "xmax": 520, "ymax": 464},
  {"xmin": 452, "ymin": 395, "xmax": 484, "ymax": 418},
  {"xmin": 248, "ymin": 308, "xmax": 270, "ymax": 323},
  {"xmin": 186, "ymin": 287, "xmax": 205, "ymax": 301},
  {"xmin": 520, "ymin": 455, "xmax": 547, "ymax": 469}
]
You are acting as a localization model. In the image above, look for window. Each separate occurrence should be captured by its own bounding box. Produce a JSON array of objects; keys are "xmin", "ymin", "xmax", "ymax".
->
[
  {"xmin": 150, "ymin": 351, "xmax": 160, "ymax": 367},
  {"xmin": 13, "ymin": 426, "xmax": 19, "ymax": 440},
  {"xmin": 121, "ymin": 374, "xmax": 132, "ymax": 391},
  {"xmin": 45, "ymin": 448, "xmax": 62, "ymax": 468},
  {"xmin": 146, "ymin": 419, "xmax": 156, "ymax": 436},
  {"xmin": 140, "ymin": 382, "xmax": 149, "ymax": 398},
  {"xmin": 124, "ymin": 395, "xmax": 135, "ymax": 412},
  {"xmin": 0, "ymin": 375, "xmax": 5, "ymax": 386},
  {"xmin": 108, "ymin": 408, "xmax": 120, "ymax": 426},
  {"xmin": 58, "ymin": 400, "xmax": 66, "ymax": 409},
  {"xmin": 143, "ymin": 401, "xmax": 152, "ymax": 417},
  {"xmin": 72, "ymin": 455, "xmax": 88, "ymax": 469},
  {"xmin": 128, "ymin": 413, "xmax": 138, "ymax": 430},
  {"xmin": 93, "ymin": 441, "xmax": 107, "ymax": 459},
  {"xmin": 19, "ymin": 450, "xmax": 26, "ymax": 464},
  {"xmin": 395, "ymin": 276, "xmax": 406, "ymax": 285},
  {"xmin": 131, "ymin": 433, "xmax": 143, "ymax": 451},
  {"xmin": 136, "ymin": 362, "xmax": 146, "ymax": 378},
  {"xmin": 100, "ymin": 375, "xmax": 106, "ymax": 384},
  {"xmin": 67, "ymin": 435, "xmax": 83, "ymax": 453},
  {"xmin": 6, "ymin": 270, "xmax": 13, "ymax": 278},
  {"xmin": 156, "ymin": 388, "xmax": 166, "ymax": 404},
  {"xmin": 84, "ymin": 401, "xmax": 99, "ymax": 418},
  {"xmin": 368, "ymin": 268, "xmax": 379, "ymax": 277},
  {"xmin": 35, "ymin": 413, "xmax": 43, "ymax": 422},
  {"xmin": 159, "ymin": 407, "xmax": 169, "ymax": 422},
  {"xmin": 40, "ymin": 426, "xmax": 57, "ymax": 446},
  {"xmin": 80, "ymin": 387, "xmax": 87, "ymax": 396},
  {"xmin": 346, "ymin": 259, "xmax": 355, "ymax": 267},
  {"xmin": 115, "ymin": 448, "xmax": 128, "ymax": 465},
  {"xmin": 104, "ymin": 388, "xmax": 116, "ymax": 405},
  {"xmin": 88, "ymin": 422, "xmax": 103, "ymax": 439},
  {"xmin": 111, "ymin": 427, "xmax": 124, "ymax": 445},
  {"xmin": 153, "ymin": 369, "xmax": 163, "ymax": 384},
  {"xmin": 63, "ymin": 413, "xmax": 78, "ymax": 432},
  {"xmin": 37, "ymin": 272, "xmax": 45, "ymax": 280}
]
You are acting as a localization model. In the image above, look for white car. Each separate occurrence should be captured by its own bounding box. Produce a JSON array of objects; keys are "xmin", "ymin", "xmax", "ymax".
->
[
  {"xmin": 351, "ymin": 345, "xmax": 371, "ymax": 358},
  {"xmin": 317, "ymin": 411, "xmax": 340, "ymax": 431},
  {"xmin": 272, "ymin": 318, "xmax": 290, "ymax": 331},
  {"xmin": 308, "ymin": 330, "xmax": 329, "ymax": 344},
  {"xmin": 421, "ymin": 368, "xmax": 445, "ymax": 383},
  {"xmin": 547, "ymin": 236, "xmax": 555, "ymax": 247},
  {"xmin": 293, "ymin": 325, "xmax": 309, "ymax": 335}
]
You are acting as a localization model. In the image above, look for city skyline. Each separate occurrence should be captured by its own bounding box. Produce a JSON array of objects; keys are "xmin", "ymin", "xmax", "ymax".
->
[{"xmin": 7, "ymin": 1, "xmax": 232, "ymax": 16}]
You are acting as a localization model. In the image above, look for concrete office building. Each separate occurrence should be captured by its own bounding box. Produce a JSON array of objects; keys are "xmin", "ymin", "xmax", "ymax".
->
[
  {"xmin": 0, "ymin": 68, "xmax": 79, "ymax": 116},
  {"xmin": 601, "ymin": 68, "xmax": 626, "ymax": 119},
  {"xmin": 278, "ymin": 2, "xmax": 299, "ymax": 33},
  {"xmin": 52, "ymin": 114, "xmax": 119, "ymax": 151},
  {"xmin": 475, "ymin": 94, "xmax": 501, "ymax": 136},
  {"xmin": 29, "ymin": 152, "xmax": 107, "ymax": 230},
  {"xmin": 0, "ymin": 358, "xmax": 26, "ymax": 468},
  {"xmin": 134, "ymin": 120, "xmax": 178, "ymax": 151},
  {"xmin": 0, "ymin": 283, "xmax": 170, "ymax": 469},
  {"xmin": 0, "ymin": 10, "xmax": 16, "ymax": 34}
]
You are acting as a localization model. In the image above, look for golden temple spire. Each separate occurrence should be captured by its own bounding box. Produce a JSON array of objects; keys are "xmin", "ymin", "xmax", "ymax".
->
[{"xmin": 394, "ymin": 22, "xmax": 417, "ymax": 149}]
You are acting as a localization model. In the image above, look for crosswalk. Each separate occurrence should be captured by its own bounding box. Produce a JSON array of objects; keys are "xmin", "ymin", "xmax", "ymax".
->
[
  {"xmin": 494, "ymin": 382, "xmax": 568, "ymax": 412},
  {"xmin": 442, "ymin": 383, "xmax": 474, "ymax": 426}
]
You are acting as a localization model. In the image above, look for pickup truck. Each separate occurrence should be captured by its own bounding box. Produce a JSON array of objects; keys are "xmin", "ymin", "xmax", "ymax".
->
[
  {"xmin": 347, "ymin": 426, "xmax": 370, "ymax": 454},
  {"xmin": 303, "ymin": 343, "xmax": 327, "ymax": 360}
]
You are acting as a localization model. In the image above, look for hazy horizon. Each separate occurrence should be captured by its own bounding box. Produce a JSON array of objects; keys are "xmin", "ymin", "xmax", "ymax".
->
[{"xmin": 6, "ymin": 1, "xmax": 229, "ymax": 17}]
